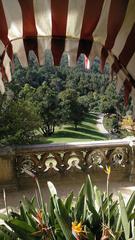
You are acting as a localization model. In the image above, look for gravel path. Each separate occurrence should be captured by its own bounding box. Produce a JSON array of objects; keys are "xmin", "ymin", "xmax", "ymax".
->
[{"xmin": 96, "ymin": 113, "xmax": 109, "ymax": 135}]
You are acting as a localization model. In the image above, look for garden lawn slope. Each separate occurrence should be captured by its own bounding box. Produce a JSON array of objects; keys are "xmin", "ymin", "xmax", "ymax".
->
[{"xmin": 39, "ymin": 113, "xmax": 108, "ymax": 144}]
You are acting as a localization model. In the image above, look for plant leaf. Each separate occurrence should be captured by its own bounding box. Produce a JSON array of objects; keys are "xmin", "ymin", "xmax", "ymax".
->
[
  {"xmin": 54, "ymin": 209, "xmax": 75, "ymax": 240},
  {"xmin": 85, "ymin": 175, "xmax": 95, "ymax": 208},
  {"xmin": 119, "ymin": 192, "xmax": 130, "ymax": 240},
  {"xmin": 65, "ymin": 191, "xmax": 73, "ymax": 213},
  {"xmin": 126, "ymin": 191, "xmax": 135, "ymax": 217}
]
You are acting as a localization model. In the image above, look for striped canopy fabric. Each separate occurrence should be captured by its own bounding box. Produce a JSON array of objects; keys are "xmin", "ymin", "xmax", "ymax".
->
[{"xmin": 0, "ymin": 0, "xmax": 135, "ymax": 111}]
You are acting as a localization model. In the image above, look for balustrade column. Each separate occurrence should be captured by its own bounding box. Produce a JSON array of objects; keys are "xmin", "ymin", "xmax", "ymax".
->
[{"xmin": 0, "ymin": 147, "xmax": 17, "ymax": 191}]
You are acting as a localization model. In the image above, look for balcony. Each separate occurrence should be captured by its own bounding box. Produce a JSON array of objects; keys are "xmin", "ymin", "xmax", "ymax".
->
[{"xmin": 0, "ymin": 139, "xmax": 135, "ymax": 190}]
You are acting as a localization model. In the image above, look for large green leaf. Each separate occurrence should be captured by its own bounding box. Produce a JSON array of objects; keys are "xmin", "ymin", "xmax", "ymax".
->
[
  {"xmin": 116, "ymin": 191, "xmax": 135, "ymax": 237},
  {"xmin": 87, "ymin": 200, "xmax": 100, "ymax": 223},
  {"xmin": 74, "ymin": 184, "xmax": 85, "ymax": 222},
  {"xmin": 20, "ymin": 203, "xmax": 29, "ymax": 223},
  {"xmin": 26, "ymin": 211, "xmax": 37, "ymax": 229},
  {"xmin": 126, "ymin": 191, "xmax": 135, "ymax": 217},
  {"xmin": 109, "ymin": 201, "xmax": 118, "ymax": 218},
  {"xmin": 23, "ymin": 196, "xmax": 36, "ymax": 215},
  {"xmin": 85, "ymin": 175, "xmax": 95, "ymax": 208},
  {"xmin": 49, "ymin": 197, "xmax": 56, "ymax": 225},
  {"xmin": 85, "ymin": 176, "xmax": 101, "ymax": 227},
  {"xmin": 64, "ymin": 191, "xmax": 73, "ymax": 213},
  {"xmin": 119, "ymin": 192, "xmax": 130, "ymax": 240},
  {"xmin": 54, "ymin": 209, "xmax": 76, "ymax": 240},
  {"xmin": 47, "ymin": 181, "xmax": 60, "ymax": 213},
  {"xmin": 87, "ymin": 229, "xmax": 95, "ymax": 240},
  {"xmin": 102, "ymin": 193, "xmax": 113, "ymax": 213},
  {"xmin": 58, "ymin": 198, "xmax": 71, "ymax": 225},
  {"xmin": 35, "ymin": 178, "xmax": 48, "ymax": 224},
  {"xmin": 129, "ymin": 212, "xmax": 135, "ymax": 221},
  {"xmin": 8, "ymin": 219, "xmax": 36, "ymax": 233},
  {"xmin": 6, "ymin": 218, "xmax": 36, "ymax": 240},
  {"xmin": 47, "ymin": 181, "xmax": 57, "ymax": 197},
  {"xmin": 0, "ymin": 225, "xmax": 17, "ymax": 240},
  {"xmin": 75, "ymin": 194, "xmax": 85, "ymax": 222},
  {"xmin": 94, "ymin": 186, "xmax": 103, "ymax": 211}
]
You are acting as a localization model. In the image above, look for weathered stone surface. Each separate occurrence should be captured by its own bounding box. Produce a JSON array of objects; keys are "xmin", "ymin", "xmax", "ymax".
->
[{"xmin": 0, "ymin": 139, "xmax": 134, "ymax": 190}]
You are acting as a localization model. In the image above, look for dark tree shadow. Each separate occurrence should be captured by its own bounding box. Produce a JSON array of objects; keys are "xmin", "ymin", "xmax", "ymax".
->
[{"xmin": 51, "ymin": 130, "xmax": 106, "ymax": 140}]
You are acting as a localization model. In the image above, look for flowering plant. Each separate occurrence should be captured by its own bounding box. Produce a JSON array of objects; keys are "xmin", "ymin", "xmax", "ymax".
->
[{"xmin": 0, "ymin": 172, "xmax": 134, "ymax": 240}]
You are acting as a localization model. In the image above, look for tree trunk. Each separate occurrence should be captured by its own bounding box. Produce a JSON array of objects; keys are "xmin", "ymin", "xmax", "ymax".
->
[
  {"xmin": 41, "ymin": 128, "xmax": 47, "ymax": 136},
  {"xmin": 74, "ymin": 122, "xmax": 78, "ymax": 130},
  {"xmin": 41, "ymin": 123, "xmax": 55, "ymax": 136},
  {"xmin": 52, "ymin": 124, "xmax": 55, "ymax": 133}
]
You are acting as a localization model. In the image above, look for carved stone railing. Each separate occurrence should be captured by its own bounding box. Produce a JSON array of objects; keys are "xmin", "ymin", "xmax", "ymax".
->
[{"xmin": 0, "ymin": 139, "xmax": 135, "ymax": 190}]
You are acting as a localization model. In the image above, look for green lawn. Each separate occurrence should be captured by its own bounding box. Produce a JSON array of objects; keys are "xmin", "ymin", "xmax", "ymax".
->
[{"xmin": 38, "ymin": 113, "xmax": 108, "ymax": 144}]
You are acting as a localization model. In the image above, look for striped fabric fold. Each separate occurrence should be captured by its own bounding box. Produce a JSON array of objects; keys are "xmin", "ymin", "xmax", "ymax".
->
[{"xmin": 0, "ymin": 0, "xmax": 134, "ymax": 108}]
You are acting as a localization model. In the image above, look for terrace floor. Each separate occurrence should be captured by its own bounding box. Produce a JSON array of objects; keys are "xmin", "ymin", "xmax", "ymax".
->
[{"xmin": 0, "ymin": 173, "xmax": 135, "ymax": 212}]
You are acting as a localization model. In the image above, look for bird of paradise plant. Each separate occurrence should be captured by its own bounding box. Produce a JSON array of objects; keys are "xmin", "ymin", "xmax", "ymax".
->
[
  {"xmin": 0, "ymin": 170, "xmax": 135, "ymax": 240},
  {"xmin": 31, "ymin": 209, "xmax": 53, "ymax": 239},
  {"xmin": 72, "ymin": 221, "xmax": 87, "ymax": 239}
]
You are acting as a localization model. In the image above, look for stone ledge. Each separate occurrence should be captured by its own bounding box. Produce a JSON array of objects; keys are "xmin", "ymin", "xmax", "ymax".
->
[{"xmin": 0, "ymin": 182, "xmax": 18, "ymax": 193}]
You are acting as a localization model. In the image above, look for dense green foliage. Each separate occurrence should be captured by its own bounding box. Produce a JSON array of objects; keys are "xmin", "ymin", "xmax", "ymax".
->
[
  {"xmin": 0, "ymin": 174, "xmax": 134, "ymax": 239},
  {"xmin": 0, "ymin": 51, "xmax": 127, "ymax": 144},
  {"xmin": 0, "ymin": 95, "xmax": 42, "ymax": 145}
]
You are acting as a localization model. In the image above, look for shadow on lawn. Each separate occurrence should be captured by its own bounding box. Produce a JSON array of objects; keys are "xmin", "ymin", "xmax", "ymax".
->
[
  {"xmin": 82, "ymin": 113, "xmax": 99, "ymax": 125},
  {"xmin": 37, "ymin": 112, "xmax": 105, "ymax": 143},
  {"xmin": 65, "ymin": 127, "xmax": 98, "ymax": 135},
  {"xmin": 65, "ymin": 113, "xmax": 99, "ymax": 131},
  {"xmin": 52, "ymin": 129, "xmax": 106, "ymax": 140}
]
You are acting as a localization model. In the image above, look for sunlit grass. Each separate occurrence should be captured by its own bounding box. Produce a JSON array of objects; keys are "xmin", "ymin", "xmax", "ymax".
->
[{"xmin": 38, "ymin": 113, "xmax": 108, "ymax": 144}]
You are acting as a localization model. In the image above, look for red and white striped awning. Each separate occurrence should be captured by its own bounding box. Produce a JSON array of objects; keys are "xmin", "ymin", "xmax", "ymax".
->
[{"xmin": 0, "ymin": 0, "xmax": 135, "ymax": 108}]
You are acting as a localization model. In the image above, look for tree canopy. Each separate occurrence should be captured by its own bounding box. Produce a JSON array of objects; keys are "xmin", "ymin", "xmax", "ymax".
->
[{"xmin": 0, "ymin": 51, "xmax": 128, "ymax": 145}]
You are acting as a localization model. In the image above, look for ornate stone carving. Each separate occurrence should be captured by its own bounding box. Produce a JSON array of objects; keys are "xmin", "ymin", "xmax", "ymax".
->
[
  {"xmin": 15, "ymin": 144, "xmax": 130, "ymax": 177},
  {"xmin": 85, "ymin": 149, "xmax": 106, "ymax": 167},
  {"xmin": 0, "ymin": 140, "xmax": 133, "ymax": 190},
  {"xmin": 109, "ymin": 147, "xmax": 129, "ymax": 167}
]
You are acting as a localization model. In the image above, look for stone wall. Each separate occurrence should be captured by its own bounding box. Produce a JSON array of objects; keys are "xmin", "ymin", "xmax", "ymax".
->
[{"xmin": 0, "ymin": 139, "xmax": 134, "ymax": 190}]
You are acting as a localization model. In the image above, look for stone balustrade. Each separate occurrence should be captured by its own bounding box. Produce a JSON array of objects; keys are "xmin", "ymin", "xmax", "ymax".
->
[{"xmin": 0, "ymin": 139, "xmax": 135, "ymax": 190}]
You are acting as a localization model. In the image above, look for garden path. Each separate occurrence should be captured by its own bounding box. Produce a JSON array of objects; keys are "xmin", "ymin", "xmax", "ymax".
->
[
  {"xmin": 96, "ymin": 113, "xmax": 118, "ymax": 139},
  {"xmin": 96, "ymin": 113, "xmax": 109, "ymax": 135}
]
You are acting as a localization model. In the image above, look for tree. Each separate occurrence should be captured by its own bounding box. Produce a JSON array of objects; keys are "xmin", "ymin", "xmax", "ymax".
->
[
  {"xmin": 99, "ymin": 83, "xmax": 118, "ymax": 113},
  {"xmin": 59, "ymin": 89, "xmax": 88, "ymax": 129},
  {"xmin": 0, "ymin": 51, "xmax": 128, "ymax": 144},
  {"xmin": 0, "ymin": 97, "xmax": 42, "ymax": 144},
  {"xmin": 34, "ymin": 83, "xmax": 61, "ymax": 136}
]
